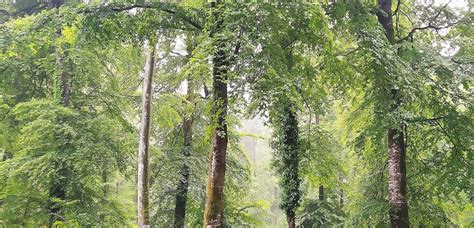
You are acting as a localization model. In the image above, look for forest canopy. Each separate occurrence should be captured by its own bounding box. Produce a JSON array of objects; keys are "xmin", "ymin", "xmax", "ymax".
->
[{"xmin": 0, "ymin": 0, "xmax": 472, "ymax": 227}]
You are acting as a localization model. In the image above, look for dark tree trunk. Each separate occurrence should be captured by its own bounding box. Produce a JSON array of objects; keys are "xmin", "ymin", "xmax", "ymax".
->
[
  {"xmin": 281, "ymin": 104, "xmax": 300, "ymax": 228},
  {"xmin": 204, "ymin": 3, "xmax": 229, "ymax": 227},
  {"xmin": 287, "ymin": 216, "xmax": 296, "ymax": 228},
  {"xmin": 319, "ymin": 185, "xmax": 324, "ymax": 201},
  {"xmin": 102, "ymin": 170, "xmax": 108, "ymax": 195},
  {"xmin": 48, "ymin": 173, "xmax": 66, "ymax": 227},
  {"xmin": 376, "ymin": 0, "xmax": 409, "ymax": 227},
  {"xmin": 387, "ymin": 127, "xmax": 408, "ymax": 227},
  {"xmin": 173, "ymin": 78, "xmax": 194, "ymax": 228},
  {"xmin": 137, "ymin": 44, "xmax": 155, "ymax": 227}
]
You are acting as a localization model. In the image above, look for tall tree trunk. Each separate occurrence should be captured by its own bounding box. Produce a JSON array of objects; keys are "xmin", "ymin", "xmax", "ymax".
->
[
  {"xmin": 376, "ymin": 0, "xmax": 409, "ymax": 227},
  {"xmin": 204, "ymin": 2, "xmax": 229, "ymax": 227},
  {"xmin": 48, "ymin": 4, "xmax": 69, "ymax": 223},
  {"xmin": 48, "ymin": 51, "xmax": 69, "ymax": 228},
  {"xmin": 281, "ymin": 104, "xmax": 300, "ymax": 228},
  {"xmin": 137, "ymin": 43, "xmax": 155, "ymax": 227},
  {"xmin": 173, "ymin": 78, "xmax": 194, "ymax": 228}
]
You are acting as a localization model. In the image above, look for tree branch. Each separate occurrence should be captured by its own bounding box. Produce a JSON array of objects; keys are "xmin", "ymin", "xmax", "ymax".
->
[
  {"xmin": 395, "ymin": 1, "xmax": 458, "ymax": 43},
  {"xmin": 396, "ymin": 21, "xmax": 460, "ymax": 44},
  {"xmin": 107, "ymin": 3, "xmax": 203, "ymax": 30},
  {"xmin": 404, "ymin": 116, "xmax": 447, "ymax": 123},
  {"xmin": 434, "ymin": 120, "xmax": 468, "ymax": 164}
]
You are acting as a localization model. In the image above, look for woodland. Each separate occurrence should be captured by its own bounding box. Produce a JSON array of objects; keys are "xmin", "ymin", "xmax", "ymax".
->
[{"xmin": 0, "ymin": 0, "xmax": 472, "ymax": 227}]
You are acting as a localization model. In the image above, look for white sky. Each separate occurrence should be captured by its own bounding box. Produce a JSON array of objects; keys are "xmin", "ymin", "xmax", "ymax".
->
[{"xmin": 434, "ymin": 0, "xmax": 469, "ymax": 8}]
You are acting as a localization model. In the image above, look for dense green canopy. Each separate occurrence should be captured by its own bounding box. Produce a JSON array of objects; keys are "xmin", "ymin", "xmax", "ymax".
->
[{"xmin": 0, "ymin": 0, "xmax": 472, "ymax": 227}]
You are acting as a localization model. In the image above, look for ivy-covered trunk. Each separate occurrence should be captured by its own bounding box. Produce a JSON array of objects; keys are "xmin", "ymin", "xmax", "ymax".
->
[
  {"xmin": 284, "ymin": 105, "xmax": 299, "ymax": 228},
  {"xmin": 272, "ymin": 103, "xmax": 300, "ymax": 228},
  {"xmin": 48, "ymin": 3, "xmax": 69, "ymax": 225},
  {"xmin": 48, "ymin": 49, "xmax": 69, "ymax": 227},
  {"xmin": 204, "ymin": 2, "xmax": 229, "ymax": 226},
  {"xmin": 376, "ymin": 0, "xmax": 409, "ymax": 227},
  {"xmin": 173, "ymin": 78, "xmax": 194, "ymax": 228},
  {"xmin": 137, "ymin": 43, "xmax": 155, "ymax": 227}
]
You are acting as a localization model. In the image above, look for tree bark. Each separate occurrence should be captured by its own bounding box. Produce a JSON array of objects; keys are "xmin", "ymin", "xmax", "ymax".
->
[
  {"xmin": 173, "ymin": 78, "xmax": 194, "ymax": 228},
  {"xmin": 287, "ymin": 216, "xmax": 295, "ymax": 228},
  {"xmin": 204, "ymin": 2, "xmax": 229, "ymax": 227},
  {"xmin": 137, "ymin": 43, "xmax": 155, "ymax": 227},
  {"xmin": 376, "ymin": 0, "xmax": 409, "ymax": 227},
  {"xmin": 387, "ymin": 127, "xmax": 408, "ymax": 227}
]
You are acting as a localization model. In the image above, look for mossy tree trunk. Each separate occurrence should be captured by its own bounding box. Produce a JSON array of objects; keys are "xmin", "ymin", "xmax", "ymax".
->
[{"xmin": 204, "ymin": 1, "xmax": 229, "ymax": 227}]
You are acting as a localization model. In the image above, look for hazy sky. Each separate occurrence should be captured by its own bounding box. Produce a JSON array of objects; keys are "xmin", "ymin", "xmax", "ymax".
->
[{"xmin": 435, "ymin": 0, "xmax": 469, "ymax": 8}]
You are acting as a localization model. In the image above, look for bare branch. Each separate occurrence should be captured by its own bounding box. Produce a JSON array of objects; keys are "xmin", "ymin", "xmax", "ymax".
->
[
  {"xmin": 396, "ymin": 20, "xmax": 460, "ymax": 44},
  {"xmin": 396, "ymin": 1, "xmax": 459, "ymax": 43}
]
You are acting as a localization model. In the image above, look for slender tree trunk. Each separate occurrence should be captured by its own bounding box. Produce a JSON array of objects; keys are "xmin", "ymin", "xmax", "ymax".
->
[
  {"xmin": 57, "ymin": 53, "xmax": 71, "ymax": 107},
  {"xmin": 102, "ymin": 170, "xmax": 108, "ymax": 195},
  {"xmin": 340, "ymin": 189, "xmax": 344, "ymax": 206},
  {"xmin": 319, "ymin": 185, "xmax": 324, "ymax": 201},
  {"xmin": 318, "ymin": 185, "xmax": 326, "ymax": 227},
  {"xmin": 376, "ymin": 0, "xmax": 409, "ymax": 227},
  {"xmin": 173, "ymin": 78, "xmax": 194, "ymax": 228},
  {"xmin": 137, "ymin": 43, "xmax": 155, "ymax": 227},
  {"xmin": 272, "ymin": 185, "xmax": 279, "ymax": 226},
  {"xmin": 204, "ymin": 2, "xmax": 229, "ymax": 227}
]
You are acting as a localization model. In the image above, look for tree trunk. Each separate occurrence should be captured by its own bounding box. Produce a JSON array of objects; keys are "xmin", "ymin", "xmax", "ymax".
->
[
  {"xmin": 287, "ymin": 216, "xmax": 295, "ymax": 228},
  {"xmin": 376, "ymin": 0, "xmax": 409, "ymax": 227},
  {"xmin": 173, "ymin": 78, "xmax": 194, "ymax": 228},
  {"xmin": 319, "ymin": 185, "xmax": 324, "ymax": 201},
  {"xmin": 48, "ymin": 11, "xmax": 70, "ymax": 224},
  {"xmin": 48, "ymin": 175, "xmax": 66, "ymax": 227},
  {"xmin": 204, "ymin": 2, "xmax": 229, "ymax": 227},
  {"xmin": 137, "ymin": 43, "xmax": 155, "ymax": 227},
  {"xmin": 57, "ymin": 53, "xmax": 71, "ymax": 107},
  {"xmin": 340, "ymin": 189, "xmax": 344, "ymax": 206},
  {"xmin": 387, "ymin": 127, "xmax": 408, "ymax": 227},
  {"xmin": 282, "ymin": 104, "xmax": 300, "ymax": 228}
]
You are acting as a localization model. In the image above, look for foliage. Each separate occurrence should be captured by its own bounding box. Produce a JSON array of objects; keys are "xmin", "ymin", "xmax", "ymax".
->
[{"xmin": 0, "ymin": 0, "xmax": 472, "ymax": 226}]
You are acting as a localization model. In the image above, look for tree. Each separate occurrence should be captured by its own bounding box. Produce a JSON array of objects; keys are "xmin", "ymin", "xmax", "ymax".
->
[
  {"xmin": 0, "ymin": 6, "xmax": 136, "ymax": 225},
  {"xmin": 173, "ymin": 63, "xmax": 195, "ymax": 228},
  {"xmin": 203, "ymin": 1, "xmax": 230, "ymax": 226},
  {"xmin": 137, "ymin": 41, "xmax": 156, "ymax": 227},
  {"xmin": 271, "ymin": 101, "xmax": 301, "ymax": 228},
  {"xmin": 375, "ymin": 0, "xmax": 409, "ymax": 226}
]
